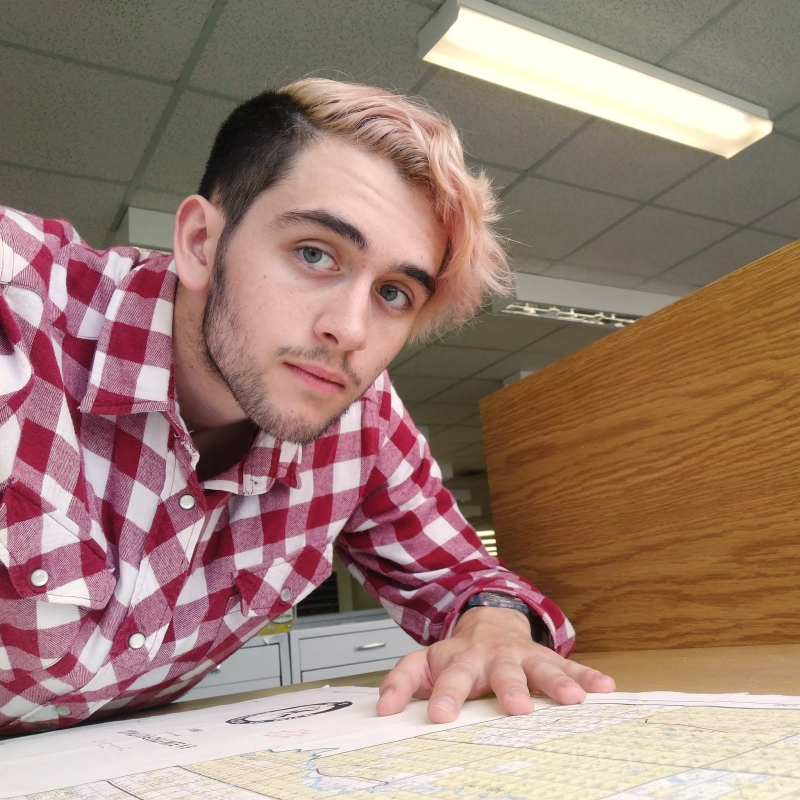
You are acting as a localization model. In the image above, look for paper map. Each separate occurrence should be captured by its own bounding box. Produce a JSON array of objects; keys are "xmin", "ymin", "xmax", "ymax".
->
[{"xmin": 5, "ymin": 688, "xmax": 800, "ymax": 799}]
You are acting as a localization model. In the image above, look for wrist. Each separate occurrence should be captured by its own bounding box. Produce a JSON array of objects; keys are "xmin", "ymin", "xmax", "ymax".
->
[
  {"xmin": 455, "ymin": 604, "xmax": 532, "ymax": 638},
  {"xmin": 457, "ymin": 592, "xmax": 554, "ymax": 648}
]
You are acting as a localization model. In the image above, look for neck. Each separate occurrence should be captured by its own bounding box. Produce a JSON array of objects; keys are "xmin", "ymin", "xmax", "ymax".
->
[{"xmin": 172, "ymin": 281, "xmax": 247, "ymax": 433}]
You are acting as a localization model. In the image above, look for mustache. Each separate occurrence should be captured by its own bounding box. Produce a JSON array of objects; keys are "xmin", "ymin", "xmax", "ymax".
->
[{"xmin": 276, "ymin": 346, "xmax": 362, "ymax": 389}]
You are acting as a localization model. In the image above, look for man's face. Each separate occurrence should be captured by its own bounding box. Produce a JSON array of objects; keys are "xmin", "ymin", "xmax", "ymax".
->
[{"xmin": 201, "ymin": 137, "xmax": 447, "ymax": 444}]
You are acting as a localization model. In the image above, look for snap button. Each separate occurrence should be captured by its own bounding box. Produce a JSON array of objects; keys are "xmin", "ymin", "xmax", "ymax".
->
[
  {"xmin": 55, "ymin": 705, "xmax": 71, "ymax": 717},
  {"xmin": 179, "ymin": 494, "xmax": 196, "ymax": 510},
  {"xmin": 30, "ymin": 568, "xmax": 49, "ymax": 587},
  {"xmin": 128, "ymin": 632, "xmax": 147, "ymax": 650},
  {"xmin": 280, "ymin": 588, "xmax": 291, "ymax": 602}
]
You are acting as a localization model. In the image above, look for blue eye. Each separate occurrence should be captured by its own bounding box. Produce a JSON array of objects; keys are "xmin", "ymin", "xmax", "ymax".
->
[
  {"xmin": 379, "ymin": 284, "xmax": 410, "ymax": 308},
  {"xmin": 301, "ymin": 247, "xmax": 323, "ymax": 264}
]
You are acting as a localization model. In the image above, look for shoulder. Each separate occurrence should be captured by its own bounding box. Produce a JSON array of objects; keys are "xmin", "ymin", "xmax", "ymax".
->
[{"xmin": 0, "ymin": 207, "xmax": 165, "ymax": 339}]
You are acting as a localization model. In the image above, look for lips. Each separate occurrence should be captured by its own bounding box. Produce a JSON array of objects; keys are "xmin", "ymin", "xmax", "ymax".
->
[{"xmin": 284, "ymin": 361, "xmax": 347, "ymax": 394}]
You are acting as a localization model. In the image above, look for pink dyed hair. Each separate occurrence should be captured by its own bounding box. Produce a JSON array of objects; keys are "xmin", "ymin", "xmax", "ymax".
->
[{"xmin": 280, "ymin": 78, "xmax": 512, "ymax": 342}]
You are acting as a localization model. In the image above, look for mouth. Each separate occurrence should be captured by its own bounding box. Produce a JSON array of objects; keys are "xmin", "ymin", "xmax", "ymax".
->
[{"xmin": 284, "ymin": 361, "xmax": 347, "ymax": 395}]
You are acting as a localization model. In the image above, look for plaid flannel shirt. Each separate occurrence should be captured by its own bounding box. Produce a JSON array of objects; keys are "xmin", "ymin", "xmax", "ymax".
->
[{"xmin": 0, "ymin": 207, "xmax": 574, "ymax": 734}]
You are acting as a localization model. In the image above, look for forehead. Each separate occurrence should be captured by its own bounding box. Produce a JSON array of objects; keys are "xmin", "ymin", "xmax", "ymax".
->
[{"xmin": 249, "ymin": 138, "xmax": 448, "ymax": 272}]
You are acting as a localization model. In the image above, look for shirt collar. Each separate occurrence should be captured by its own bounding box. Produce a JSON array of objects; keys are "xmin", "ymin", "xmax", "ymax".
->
[
  {"xmin": 79, "ymin": 252, "xmax": 177, "ymax": 417},
  {"xmin": 204, "ymin": 433, "xmax": 303, "ymax": 493}
]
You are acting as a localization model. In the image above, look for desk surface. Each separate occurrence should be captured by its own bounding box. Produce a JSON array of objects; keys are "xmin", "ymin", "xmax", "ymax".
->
[{"xmin": 154, "ymin": 643, "xmax": 800, "ymax": 718}]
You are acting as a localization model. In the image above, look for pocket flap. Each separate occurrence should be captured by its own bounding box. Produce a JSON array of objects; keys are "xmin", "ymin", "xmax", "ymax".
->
[
  {"xmin": 233, "ymin": 548, "xmax": 331, "ymax": 618},
  {"xmin": 0, "ymin": 481, "xmax": 115, "ymax": 609}
]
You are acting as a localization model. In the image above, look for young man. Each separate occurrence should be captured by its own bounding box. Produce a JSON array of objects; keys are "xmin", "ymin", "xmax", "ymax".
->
[{"xmin": 0, "ymin": 79, "xmax": 614, "ymax": 734}]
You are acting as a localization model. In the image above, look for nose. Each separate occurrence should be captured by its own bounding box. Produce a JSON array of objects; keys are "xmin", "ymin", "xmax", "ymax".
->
[{"xmin": 313, "ymin": 283, "xmax": 370, "ymax": 353}]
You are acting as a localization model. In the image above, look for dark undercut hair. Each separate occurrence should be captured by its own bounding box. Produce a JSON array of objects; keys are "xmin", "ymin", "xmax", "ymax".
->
[{"xmin": 197, "ymin": 92, "xmax": 316, "ymax": 235}]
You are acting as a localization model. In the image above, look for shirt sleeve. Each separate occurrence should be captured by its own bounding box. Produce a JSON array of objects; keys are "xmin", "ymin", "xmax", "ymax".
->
[{"xmin": 335, "ymin": 374, "xmax": 575, "ymax": 656}]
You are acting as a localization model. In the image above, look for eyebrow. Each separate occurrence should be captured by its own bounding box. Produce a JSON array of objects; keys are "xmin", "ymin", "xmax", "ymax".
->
[
  {"xmin": 396, "ymin": 263, "xmax": 436, "ymax": 298},
  {"xmin": 274, "ymin": 209, "xmax": 368, "ymax": 252},
  {"xmin": 274, "ymin": 208, "xmax": 436, "ymax": 299}
]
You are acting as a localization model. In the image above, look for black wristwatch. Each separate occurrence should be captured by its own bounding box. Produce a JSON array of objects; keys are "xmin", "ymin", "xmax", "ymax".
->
[{"xmin": 465, "ymin": 591, "xmax": 553, "ymax": 649}]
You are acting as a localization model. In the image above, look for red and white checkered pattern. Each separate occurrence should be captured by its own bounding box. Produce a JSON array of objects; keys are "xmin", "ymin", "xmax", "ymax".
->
[{"xmin": 0, "ymin": 208, "xmax": 574, "ymax": 734}]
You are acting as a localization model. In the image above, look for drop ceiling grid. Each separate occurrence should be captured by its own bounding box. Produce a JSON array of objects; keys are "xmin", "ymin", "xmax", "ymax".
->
[
  {"xmin": 2, "ymin": 0, "xmax": 800, "ymax": 486},
  {"xmin": 1, "ymin": 0, "xmax": 799, "ymax": 281}
]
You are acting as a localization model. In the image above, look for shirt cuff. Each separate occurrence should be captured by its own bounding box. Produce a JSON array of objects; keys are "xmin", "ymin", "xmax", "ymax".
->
[{"xmin": 441, "ymin": 586, "xmax": 574, "ymax": 657}]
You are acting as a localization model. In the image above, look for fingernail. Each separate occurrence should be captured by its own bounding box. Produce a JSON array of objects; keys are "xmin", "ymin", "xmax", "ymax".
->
[
  {"xmin": 431, "ymin": 696, "xmax": 455, "ymax": 712},
  {"xmin": 379, "ymin": 687, "xmax": 394, "ymax": 700}
]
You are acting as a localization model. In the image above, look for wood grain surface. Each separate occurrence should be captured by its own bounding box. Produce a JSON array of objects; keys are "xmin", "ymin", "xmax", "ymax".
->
[{"xmin": 481, "ymin": 239, "xmax": 800, "ymax": 652}]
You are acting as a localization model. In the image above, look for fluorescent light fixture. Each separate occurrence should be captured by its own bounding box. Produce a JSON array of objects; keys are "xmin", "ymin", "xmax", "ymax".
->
[
  {"xmin": 477, "ymin": 529, "xmax": 498, "ymax": 556},
  {"xmin": 419, "ymin": 0, "xmax": 772, "ymax": 157},
  {"xmin": 494, "ymin": 274, "xmax": 680, "ymax": 328}
]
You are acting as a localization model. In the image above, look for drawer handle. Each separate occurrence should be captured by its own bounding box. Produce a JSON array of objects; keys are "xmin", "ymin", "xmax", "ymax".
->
[{"xmin": 355, "ymin": 642, "xmax": 387, "ymax": 651}]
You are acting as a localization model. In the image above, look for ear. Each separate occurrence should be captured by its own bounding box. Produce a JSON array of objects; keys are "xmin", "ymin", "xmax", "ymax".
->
[{"xmin": 173, "ymin": 195, "xmax": 224, "ymax": 292}]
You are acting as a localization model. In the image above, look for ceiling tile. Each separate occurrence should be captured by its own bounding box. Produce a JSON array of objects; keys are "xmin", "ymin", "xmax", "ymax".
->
[
  {"xmin": 440, "ymin": 313, "xmax": 563, "ymax": 351},
  {"xmin": 429, "ymin": 439, "xmax": 473, "ymax": 461},
  {"xmin": 562, "ymin": 206, "xmax": 735, "ymax": 276},
  {"xmin": 421, "ymin": 71, "xmax": 588, "ymax": 169},
  {"xmin": 431, "ymin": 427, "xmax": 485, "ymax": 446},
  {"xmin": 0, "ymin": 46, "xmax": 171, "ymax": 181},
  {"xmin": 775, "ymin": 106, "xmax": 800, "ymax": 138},
  {"xmin": 495, "ymin": 0, "xmax": 732, "ymax": 62},
  {"xmin": 656, "ymin": 135, "xmax": 800, "ymax": 225},
  {"xmin": 129, "ymin": 188, "xmax": 186, "ymax": 215},
  {"xmin": 388, "ymin": 340, "xmax": 429, "ymax": 371},
  {"xmin": 535, "ymin": 120, "xmax": 712, "ymax": 200},
  {"xmin": 502, "ymin": 177, "xmax": 638, "ymax": 260},
  {"xmin": 389, "ymin": 375, "xmax": 459, "ymax": 404},
  {"xmin": 525, "ymin": 324, "xmax": 616, "ymax": 356},
  {"xmin": 543, "ymin": 264, "xmax": 643, "ymax": 288},
  {"xmin": 190, "ymin": 0, "xmax": 431, "ymax": 98},
  {"xmin": 633, "ymin": 277, "xmax": 700, "ymax": 296},
  {"xmin": 469, "ymin": 161, "xmax": 523, "ymax": 193},
  {"xmin": 429, "ymin": 379, "xmax": 503, "ymax": 405},
  {"xmin": 752, "ymin": 198, "xmax": 800, "ymax": 239},
  {"xmin": 473, "ymin": 351, "xmax": 560, "ymax": 382},
  {"xmin": 452, "ymin": 442, "xmax": 485, "ymax": 459},
  {"xmin": 393, "ymin": 345, "xmax": 505, "ymax": 378},
  {"xmin": 407, "ymin": 403, "xmax": 478, "ymax": 426},
  {"xmin": 661, "ymin": 229, "xmax": 794, "ymax": 285},
  {"xmin": 141, "ymin": 92, "xmax": 238, "ymax": 193},
  {"xmin": 0, "ymin": 0, "xmax": 213, "ymax": 80},
  {"xmin": 0, "ymin": 164, "xmax": 125, "ymax": 249},
  {"xmin": 661, "ymin": 0, "xmax": 800, "ymax": 115},
  {"xmin": 512, "ymin": 256, "xmax": 553, "ymax": 275}
]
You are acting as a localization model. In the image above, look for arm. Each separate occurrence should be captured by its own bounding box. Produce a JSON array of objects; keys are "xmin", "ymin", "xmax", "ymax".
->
[{"xmin": 336, "ymin": 376, "xmax": 614, "ymax": 720}]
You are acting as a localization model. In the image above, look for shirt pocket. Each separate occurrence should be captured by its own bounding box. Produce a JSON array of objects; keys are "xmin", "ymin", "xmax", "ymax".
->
[
  {"xmin": 233, "ymin": 545, "xmax": 335, "ymax": 619},
  {"xmin": 0, "ymin": 480, "xmax": 116, "ymax": 679},
  {"xmin": 208, "ymin": 544, "xmax": 335, "ymax": 650}
]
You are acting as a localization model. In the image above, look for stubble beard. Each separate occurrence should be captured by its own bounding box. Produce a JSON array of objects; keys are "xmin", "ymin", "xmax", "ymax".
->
[{"xmin": 200, "ymin": 241, "xmax": 364, "ymax": 445}]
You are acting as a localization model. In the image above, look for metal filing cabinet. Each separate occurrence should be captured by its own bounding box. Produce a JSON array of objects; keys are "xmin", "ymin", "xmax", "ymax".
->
[
  {"xmin": 179, "ymin": 633, "xmax": 290, "ymax": 702},
  {"xmin": 289, "ymin": 610, "xmax": 418, "ymax": 684}
]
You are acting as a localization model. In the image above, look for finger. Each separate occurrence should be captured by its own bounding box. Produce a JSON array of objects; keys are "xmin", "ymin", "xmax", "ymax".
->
[
  {"xmin": 426, "ymin": 659, "xmax": 482, "ymax": 724},
  {"xmin": 559, "ymin": 660, "xmax": 616, "ymax": 694},
  {"xmin": 376, "ymin": 649, "xmax": 430, "ymax": 717},
  {"xmin": 486, "ymin": 656, "xmax": 534, "ymax": 716},
  {"xmin": 523, "ymin": 658, "xmax": 588, "ymax": 705}
]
